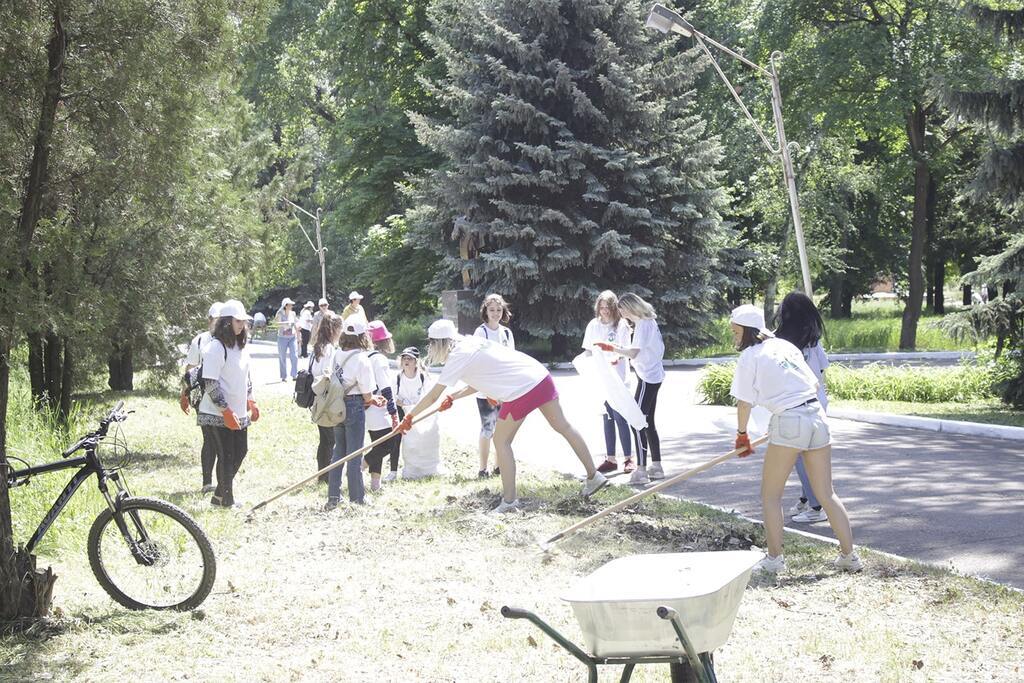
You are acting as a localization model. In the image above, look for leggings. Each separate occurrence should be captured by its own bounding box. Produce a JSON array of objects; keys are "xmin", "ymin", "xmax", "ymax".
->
[
  {"xmin": 365, "ymin": 428, "xmax": 392, "ymax": 475},
  {"xmin": 602, "ymin": 402, "xmax": 631, "ymax": 458},
  {"xmin": 316, "ymin": 425, "xmax": 335, "ymax": 483},
  {"xmin": 630, "ymin": 379, "xmax": 662, "ymax": 467},
  {"xmin": 300, "ymin": 328, "xmax": 311, "ymax": 358},
  {"xmin": 211, "ymin": 426, "xmax": 248, "ymax": 506},
  {"xmin": 390, "ymin": 407, "xmax": 405, "ymax": 472},
  {"xmin": 199, "ymin": 424, "xmax": 219, "ymax": 487}
]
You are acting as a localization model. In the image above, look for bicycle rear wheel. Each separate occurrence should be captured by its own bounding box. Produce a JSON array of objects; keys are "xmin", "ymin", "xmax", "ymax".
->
[{"xmin": 87, "ymin": 497, "xmax": 216, "ymax": 610}]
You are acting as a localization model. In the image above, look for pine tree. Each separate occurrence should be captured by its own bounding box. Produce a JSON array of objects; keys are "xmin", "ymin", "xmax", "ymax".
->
[{"xmin": 407, "ymin": 0, "xmax": 734, "ymax": 351}]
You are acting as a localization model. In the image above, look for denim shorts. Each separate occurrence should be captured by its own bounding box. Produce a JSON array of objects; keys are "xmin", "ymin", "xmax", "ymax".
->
[{"xmin": 768, "ymin": 403, "xmax": 831, "ymax": 450}]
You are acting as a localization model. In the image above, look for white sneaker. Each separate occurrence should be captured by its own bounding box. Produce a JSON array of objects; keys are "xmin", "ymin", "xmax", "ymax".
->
[
  {"xmin": 834, "ymin": 552, "xmax": 864, "ymax": 572},
  {"xmin": 754, "ymin": 554, "xmax": 786, "ymax": 573},
  {"xmin": 382, "ymin": 471, "xmax": 398, "ymax": 483},
  {"xmin": 629, "ymin": 467, "xmax": 650, "ymax": 485},
  {"xmin": 647, "ymin": 462, "xmax": 665, "ymax": 480},
  {"xmin": 788, "ymin": 499, "xmax": 809, "ymax": 516},
  {"xmin": 792, "ymin": 508, "xmax": 828, "ymax": 523},
  {"xmin": 491, "ymin": 498, "xmax": 521, "ymax": 514},
  {"xmin": 581, "ymin": 471, "xmax": 608, "ymax": 498}
]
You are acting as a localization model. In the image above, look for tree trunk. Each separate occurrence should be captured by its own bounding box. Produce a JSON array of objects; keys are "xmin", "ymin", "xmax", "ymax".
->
[
  {"xmin": 900, "ymin": 103, "xmax": 930, "ymax": 350},
  {"xmin": 44, "ymin": 330, "xmax": 62, "ymax": 411},
  {"xmin": 550, "ymin": 334, "xmax": 569, "ymax": 360},
  {"xmin": 763, "ymin": 278, "xmax": 778, "ymax": 327},
  {"xmin": 26, "ymin": 332, "xmax": 45, "ymax": 405},
  {"xmin": 925, "ymin": 261, "xmax": 934, "ymax": 310},
  {"xmin": 933, "ymin": 259, "xmax": 945, "ymax": 314},
  {"xmin": 59, "ymin": 339, "xmax": 72, "ymax": 420},
  {"xmin": 963, "ymin": 284, "xmax": 972, "ymax": 306},
  {"xmin": 107, "ymin": 343, "xmax": 134, "ymax": 392}
]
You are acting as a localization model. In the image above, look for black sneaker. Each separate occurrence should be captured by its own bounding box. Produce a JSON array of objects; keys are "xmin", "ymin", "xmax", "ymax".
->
[
  {"xmin": 478, "ymin": 470, "xmax": 489, "ymax": 479},
  {"xmin": 493, "ymin": 467, "xmax": 500, "ymax": 476}
]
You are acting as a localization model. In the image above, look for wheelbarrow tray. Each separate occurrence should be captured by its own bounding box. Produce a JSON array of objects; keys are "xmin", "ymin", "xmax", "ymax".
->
[{"xmin": 561, "ymin": 550, "xmax": 762, "ymax": 658}]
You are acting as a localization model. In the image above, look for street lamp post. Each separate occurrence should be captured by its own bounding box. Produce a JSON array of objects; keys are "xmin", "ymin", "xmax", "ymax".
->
[
  {"xmin": 646, "ymin": 3, "xmax": 813, "ymax": 296},
  {"xmin": 281, "ymin": 197, "xmax": 328, "ymax": 300}
]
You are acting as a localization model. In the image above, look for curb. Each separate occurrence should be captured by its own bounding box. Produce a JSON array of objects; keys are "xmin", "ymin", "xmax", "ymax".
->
[
  {"xmin": 546, "ymin": 350, "xmax": 974, "ymax": 371},
  {"xmin": 829, "ymin": 407, "xmax": 1024, "ymax": 442}
]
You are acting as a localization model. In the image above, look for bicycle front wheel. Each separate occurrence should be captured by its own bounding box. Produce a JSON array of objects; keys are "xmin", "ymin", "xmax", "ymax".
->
[{"xmin": 87, "ymin": 497, "xmax": 216, "ymax": 610}]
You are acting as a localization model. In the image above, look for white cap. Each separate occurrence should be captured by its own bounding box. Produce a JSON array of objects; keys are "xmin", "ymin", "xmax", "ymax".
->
[
  {"xmin": 730, "ymin": 304, "xmax": 774, "ymax": 338},
  {"xmin": 303, "ymin": 301, "xmax": 314, "ymax": 308},
  {"xmin": 208, "ymin": 302, "xmax": 224, "ymax": 318},
  {"xmin": 220, "ymin": 299, "xmax": 252, "ymax": 321},
  {"xmin": 427, "ymin": 318, "xmax": 457, "ymax": 340},
  {"xmin": 318, "ymin": 297, "xmax": 329, "ymax": 306},
  {"xmin": 282, "ymin": 297, "xmax": 295, "ymax": 306},
  {"xmin": 343, "ymin": 318, "xmax": 367, "ymax": 336},
  {"xmin": 348, "ymin": 291, "xmax": 362, "ymax": 300}
]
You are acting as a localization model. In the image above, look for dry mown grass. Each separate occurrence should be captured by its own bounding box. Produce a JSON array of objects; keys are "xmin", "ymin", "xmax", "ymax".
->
[{"xmin": 2, "ymin": 392, "xmax": 1022, "ymax": 682}]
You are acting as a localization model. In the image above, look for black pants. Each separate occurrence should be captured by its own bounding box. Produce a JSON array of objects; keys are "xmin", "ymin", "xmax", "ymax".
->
[
  {"xmin": 390, "ymin": 407, "xmax": 405, "ymax": 472},
  {"xmin": 212, "ymin": 427, "xmax": 248, "ymax": 506},
  {"xmin": 630, "ymin": 379, "xmax": 662, "ymax": 467},
  {"xmin": 365, "ymin": 427, "xmax": 394, "ymax": 475},
  {"xmin": 316, "ymin": 425, "xmax": 335, "ymax": 483},
  {"xmin": 300, "ymin": 328, "xmax": 311, "ymax": 357},
  {"xmin": 199, "ymin": 425, "xmax": 219, "ymax": 486}
]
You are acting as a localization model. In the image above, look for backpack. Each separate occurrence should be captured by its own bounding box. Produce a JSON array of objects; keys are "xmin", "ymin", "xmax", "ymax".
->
[
  {"xmin": 396, "ymin": 371, "xmax": 425, "ymax": 396},
  {"xmin": 293, "ymin": 354, "xmax": 317, "ymax": 408},
  {"xmin": 182, "ymin": 340, "xmax": 226, "ymax": 410},
  {"xmin": 477, "ymin": 324, "xmax": 512, "ymax": 345}
]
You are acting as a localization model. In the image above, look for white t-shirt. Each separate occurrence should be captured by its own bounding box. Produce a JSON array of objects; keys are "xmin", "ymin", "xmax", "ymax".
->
[
  {"xmin": 438, "ymin": 335, "xmax": 548, "ymax": 402},
  {"xmin": 473, "ymin": 323, "xmax": 515, "ymax": 399},
  {"xmin": 394, "ymin": 369, "xmax": 434, "ymax": 408},
  {"xmin": 299, "ymin": 309, "xmax": 313, "ymax": 331},
  {"xmin": 365, "ymin": 352, "xmax": 395, "ymax": 431},
  {"xmin": 186, "ymin": 330, "xmax": 211, "ymax": 368},
  {"xmin": 310, "ymin": 342, "xmax": 335, "ymax": 377},
  {"xmin": 802, "ymin": 342, "xmax": 829, "ymax": 409},
  {"xmin": 332, "ymin": 348, "xmax": 374, "ymax": 396},
  {"xmin": 199, "ymin": 339, "xmax": 251, "ymax": 418},
  {"xmin": 582, "ymin": 318, "xmax": 631, "ymax": 381},
  {"xmin": 730, "ymin": 337, "xmax": 818, "ymax": 415},
  {"xmin": 628, "ymin": 318, "xmax": 665, "ymax": 384}
]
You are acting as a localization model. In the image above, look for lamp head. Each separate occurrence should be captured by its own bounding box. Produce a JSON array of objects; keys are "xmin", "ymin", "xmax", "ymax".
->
[{"xmin": 645, "ymin": 4, "xmax": 695, "ymax": 37}]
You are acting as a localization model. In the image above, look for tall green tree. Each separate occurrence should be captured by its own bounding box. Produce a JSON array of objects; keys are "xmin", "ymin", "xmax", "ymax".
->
[{"xmin": 408, "ymin": 0, "xmax": 735, "ymax": 353}]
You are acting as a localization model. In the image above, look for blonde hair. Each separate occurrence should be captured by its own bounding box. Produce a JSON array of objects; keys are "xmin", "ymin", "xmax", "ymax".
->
[
  {"xmin": 594, "ymin": 290, "xmax": 621, "ymax": 325},
  {"xmin": 426, "ymin": 337, "xmax": 456, "ymax": 366},
  {"xmin": 480, "ymin": 293, "xmax": 512, "ymax": 325},
  {"xmin": 373, "ymin": 337, "xmax": 396, "ymax": 355},
  {"xmin": 617, "ymin": 292, "xmax": 656, "ymax": 320},
  {"xmin": 340, "ymin": 331, "xmax": 372, "ymax": 351}
]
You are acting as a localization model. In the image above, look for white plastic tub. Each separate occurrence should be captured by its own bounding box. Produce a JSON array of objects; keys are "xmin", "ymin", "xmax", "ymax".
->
[{"xmin": 561, "ymin": 550, "xmax": 763, "ymax": 657}]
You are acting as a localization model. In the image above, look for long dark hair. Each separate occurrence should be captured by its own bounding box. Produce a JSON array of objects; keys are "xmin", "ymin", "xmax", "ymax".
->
[
  {"xmin": 313, "ymin": 312, "xmax": 342, "ymax": 360},
  {"xmin": 773, "ymin": 292, "xmax": 824, "ymax": 350},
  {"xmin": 212, "ymin": 316, "xmax": 248, "ymax": 349}
]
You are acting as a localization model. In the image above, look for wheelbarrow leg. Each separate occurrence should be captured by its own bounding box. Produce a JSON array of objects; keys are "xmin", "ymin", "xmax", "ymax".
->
[
  {"xmin": 657, "ymin": 606, "xmax": 715, "ymax": 683},
  {"xmin": 619, "ymin": 662, "xmax": 635, "ymax": 682},
  {"xmin": 501, "ymin": 606, "xmax": 599, "ymax": 682}
]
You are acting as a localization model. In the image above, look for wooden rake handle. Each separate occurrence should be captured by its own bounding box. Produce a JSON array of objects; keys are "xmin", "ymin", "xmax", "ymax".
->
[
  {"xmin": 248, "ymin": 405, "xmax": 445, "ymax": 515},
  {"xmin": 541, "ymin": 435, "xmax": 768, "ymax": 548}
]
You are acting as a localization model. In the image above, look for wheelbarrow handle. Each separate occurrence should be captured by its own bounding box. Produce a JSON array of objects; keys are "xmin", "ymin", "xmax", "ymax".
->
[{"xmin": 500, "ymin": 606, "xmax": 533, "ymax": 620}]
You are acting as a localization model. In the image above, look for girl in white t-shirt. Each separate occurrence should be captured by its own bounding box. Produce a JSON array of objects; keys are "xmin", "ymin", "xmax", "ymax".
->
[
  {"xmin": 728, "ymin": 303, "xmax": 860, "ymax": 574},
  {"xmin": 310, "ymin": 312, "xmax": 344, "ymax": 482},
  {"xmin": 364, "ymin": 320, "xmax": 399, "ymax": 491},
  {"xmin": 299, "ymin": 301, "xmax": 314, "ymax": 358},
  {"xmin": 393, "ymin": 347, "xmax": 440, "ymax": 478},
  {"xmin": 181, "ymin": 301, "xmax": 223, "ymax": 493},
  {"xmin": 594, "ymin": 293, "xmax": 665, "ymax": 486},
  {"xmin": 275, "ymin": 298, "xmax": 300, "ymax": 381},
  {"xmin": 198, "ymin": 300, "xmax": 259, "ymax": 508},
  {"xmin": 773, "ymin": 292, "xmax": 830, "ymax": 524},
  {"xmin": 473, "ymin": 293, "xmax": 515, "ymax": 477},
  {"xmin": 582, "ymin": 291, "xmax": 633, "ymax": 474},
  {"xmin": 325, "ymin": 318, "xmax": 378, "ymax": 510},
  {"xmin": 399, "ymin": 319, "xmax": 608, "ymax": 513}
]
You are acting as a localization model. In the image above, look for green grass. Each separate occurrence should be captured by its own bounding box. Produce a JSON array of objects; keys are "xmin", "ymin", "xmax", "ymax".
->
[
  {"xmin": 3, "ymin": 380, "xmax": 1024, "ymax": 681},
  {"xmin": 831, "ymin": 398, "xmax": 1024, "ymax": 428}
]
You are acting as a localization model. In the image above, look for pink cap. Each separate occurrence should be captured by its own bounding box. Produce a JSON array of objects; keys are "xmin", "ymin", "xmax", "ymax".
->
[{"xmin": 367, "ymin": 320, "xmax": 391, "ymax": 342}]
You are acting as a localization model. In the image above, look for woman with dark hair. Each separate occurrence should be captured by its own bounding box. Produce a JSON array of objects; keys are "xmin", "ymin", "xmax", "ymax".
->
[
  {"xmin": 773, "ymin": 292, "xmax": 830, "ymax": 523},
  {"xmin": 582, "ymin": 290, "xmax": 633, "ymax": 474},
  {"xmin": 309, "ymin": 312, "xmax": 344, "ymax": 482},
  {"xmin": 473, "ymin": 293, "xmax": 515, "ymax": 477},
  {"xmin": 198, "ymin": 299, "xmax": 259, "ymax": 508},
  {"xmin": 728, "ymin": 303, "xmax": 859, "ymax": 574}
]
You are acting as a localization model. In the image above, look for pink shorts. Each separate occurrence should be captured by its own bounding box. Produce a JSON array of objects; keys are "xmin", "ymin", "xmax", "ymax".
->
[{"xmin": 499, "ymin": 374, "xmax": 559, "ymax": 422}]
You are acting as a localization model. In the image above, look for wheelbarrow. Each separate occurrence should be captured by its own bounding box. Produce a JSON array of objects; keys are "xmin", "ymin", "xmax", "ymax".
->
[{"xmin": 502, "ymin": 550, "xmax": 762, "ymax": 682}]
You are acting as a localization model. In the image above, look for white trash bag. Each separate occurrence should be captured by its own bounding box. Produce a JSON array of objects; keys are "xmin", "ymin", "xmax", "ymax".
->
[{"xmin": 401, "ymin": 413, "xmax": 441, "ymax": 479}]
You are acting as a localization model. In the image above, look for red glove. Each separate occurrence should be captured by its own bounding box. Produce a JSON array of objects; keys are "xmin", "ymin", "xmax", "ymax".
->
[
  {"xmin": 734, "ymin": 432, "xmax": 753, "ymax": 457},
  {"xmin": 247, "ymin": 399, "xmax": 260, "ymax": 423},
  {"xmin": 223, "ymin": 409, "xmax": 242, "ymax": 431},
  {"xmin": 391, "ymin": 413, "xmax": 399, "ymax": 430},
  {"xmin": 398, "ymin": 414, "xmax": 414, "ymax": 434},
  {"xmin": 486, "ymin": 398, "xmax": 499, "ymax": 408},
  {"xmin": 594, "ymin": 342, "xmax": 615, "ymax": 352},
  {"xmin": 439, "ymin": 395, "xmax": 455, "ymax": 411},
  {"xmin": 179, "ymin": 390, "xmax": 191, "ymax": 414}
]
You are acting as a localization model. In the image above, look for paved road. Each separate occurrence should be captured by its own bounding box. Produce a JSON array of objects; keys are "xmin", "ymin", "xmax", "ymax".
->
[{"xmin": 248, "ymin": 341, "xmax": 1024, "ymax": 589}]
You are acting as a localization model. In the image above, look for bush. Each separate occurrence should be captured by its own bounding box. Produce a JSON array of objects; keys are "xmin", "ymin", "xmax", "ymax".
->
[{"xmin": 697, "ymin": 361, "xmax": 998, "ymax": 406}]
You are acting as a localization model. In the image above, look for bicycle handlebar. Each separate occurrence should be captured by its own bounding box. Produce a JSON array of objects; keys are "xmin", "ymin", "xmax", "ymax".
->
[{"xmin": 61, "ymin": 401, "xmax": 128, "ymax": 458}]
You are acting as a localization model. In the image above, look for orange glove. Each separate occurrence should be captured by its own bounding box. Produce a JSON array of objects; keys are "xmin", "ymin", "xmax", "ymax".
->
[
  {"xmin": 734, "ymin": 432, "xmax": 753, "ymax": 457},
  {"xmin": 486, "ymin": 398, "xmax": 499, "ymax": 408},
  {"xmin": 247, "ymin": 399, "xmax": 260, "ymax": 423},
  {"xmin": 391, "ymin": 413, "xmax": 399, "ymax": 430},
  {"xmin": 398, "ymin": 414, "xmax": 414, "ymax": 434},
  {"xmin": 179, "ymin": 390, "xmax": 191, "ymax": 414},
  {"xmin": 223, "ymin": 409, "xmax": 242, "ymax": 431},
  {"xmin": 594, "ymin": 342, "xmax": 615, "ymax": 352},
  {"xmin": 439, "ymin": 395, "xmax": 455, "ymax": 411}
]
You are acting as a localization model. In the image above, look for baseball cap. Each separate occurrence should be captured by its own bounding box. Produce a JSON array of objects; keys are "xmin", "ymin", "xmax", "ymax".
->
[
  {"xmin": 427, "ymin": 318, "xmax": 457, "ymax": 340},
  {"xmin": 318, "ymin": 297, "xmax": 329, "ymax": 306},
  {"xmin": 303, "ymin": 301, "xmax": 314, "ymax": 309},
  {"xmin": 281, "ymin": 297, "xmax": 295, "ymax": 307},
  {"xmin": 399, "ymin": 347, "xmax": 420, "ymax": 359},
  {"xmin": 220, "ymin": 299, "xmax": 253, "ymax": 321},
  {"xmin": 208, "ymin": 302, "xmax": 224, "ymax": 318},
  {"xmin": 729, "ymin": 304, "xmax": 774, "ymax": 338},
  {"xmin": 348, "ymin": 291, "xmax": 362, "ymax": 300},
  {"xmin": 343, "ymin": 318, "xmax": 368, "ymax": 336}
]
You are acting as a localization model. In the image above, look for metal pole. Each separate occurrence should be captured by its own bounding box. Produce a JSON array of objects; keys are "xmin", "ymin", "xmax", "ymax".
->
[
  {"xmin": 768, "ymin": 53, "xmax": 813, "ymax": 296},
  {"xmin": 315, "ymin": 207, "xmax": 326, "ymax": 300}
]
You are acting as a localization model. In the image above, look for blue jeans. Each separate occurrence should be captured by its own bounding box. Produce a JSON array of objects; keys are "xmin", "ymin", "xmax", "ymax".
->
[
  {"xmin": 794, "ymin": 456, "xmax": 820, "ymax": 508},
  {"xmin": 602, "ymin": 402, "xmax": 631, "ymax": 457},
  {"xmin": 328, "ymin": 397, "xmax": 366, "ymax": 504},
  {"xmin": 277, "ymin": 335, "xmax": 298, "ymax": 380}
]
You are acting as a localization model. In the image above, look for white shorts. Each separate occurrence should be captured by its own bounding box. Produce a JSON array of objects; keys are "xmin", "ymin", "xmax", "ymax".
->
[{"xmin": 768, "ymin": 403, "xmax": 831, "ymax": 450}]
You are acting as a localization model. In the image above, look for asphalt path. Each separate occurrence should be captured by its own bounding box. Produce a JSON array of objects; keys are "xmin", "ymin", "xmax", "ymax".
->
[{"xmin": 248, "ymin": 340, "xmax": 1024, "ymax": 589}]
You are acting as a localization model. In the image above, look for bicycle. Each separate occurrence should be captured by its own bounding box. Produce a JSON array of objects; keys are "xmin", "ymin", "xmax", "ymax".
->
[{"xmin": 5, "ymin": 401, "xmax": 216, "ymax": 611}]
